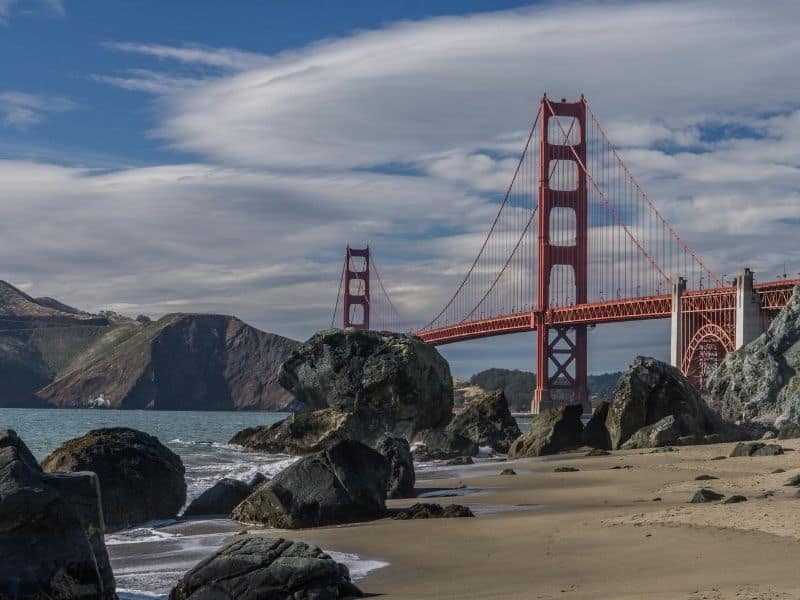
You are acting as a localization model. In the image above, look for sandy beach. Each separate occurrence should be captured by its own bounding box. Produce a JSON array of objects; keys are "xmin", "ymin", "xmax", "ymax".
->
[{"xmin": 243, "ymin": 440, "xmax": 800, "ymax": 599}]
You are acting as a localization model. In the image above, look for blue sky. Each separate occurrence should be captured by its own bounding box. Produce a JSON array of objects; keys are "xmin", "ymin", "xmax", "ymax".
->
[{"xmin": 1, "ymin": 0, "xmax": 799, "ymax": 378}]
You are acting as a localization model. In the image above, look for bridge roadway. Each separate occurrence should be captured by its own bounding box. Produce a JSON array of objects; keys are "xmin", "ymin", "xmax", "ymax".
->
[{"xmin": 415, "ymin": 278, "xmax": 800, "ymax": 346}]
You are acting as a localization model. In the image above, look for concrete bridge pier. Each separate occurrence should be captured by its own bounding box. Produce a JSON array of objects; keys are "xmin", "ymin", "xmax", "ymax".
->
[
  {"xmin": 735, "ymin": 267, "xmax": 765, "ymax": 348},
  {"xmin": 670, "ymin": 277, "xmax": 686, "ymax": 368}
]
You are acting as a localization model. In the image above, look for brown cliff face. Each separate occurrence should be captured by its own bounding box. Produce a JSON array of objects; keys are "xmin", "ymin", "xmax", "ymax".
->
[
  {"xmin": 0, "ymin": 280, "xmax": 299, "ymax": 410},
  {"xmin": 37, "ymin": 313, "xmax": 299, "ymax": 411}
]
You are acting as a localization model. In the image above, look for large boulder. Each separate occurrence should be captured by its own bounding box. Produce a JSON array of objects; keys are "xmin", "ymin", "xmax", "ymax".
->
[
  {"xmin": 508, "ymin": 404, "xmax": 584, "ymax": 458},
  {"xmin": 707, "ymin": 285, "xmax": 800, "ymax": 430},
  {"xmin": 411, "ymin": 428, "xmax": 478, "ymax": 460},
  {"xmin": 605, "ymin": 357, "xmax": 718, "ymax": 449},
  {"xmin": 621, "ymin": 415, "xmax": 681, "ymax": 450},
  {"xmin": 183, "ymin": 478, "xmax": 261, "ymax": 518},
  {"xmin": 232, "ymin": 440, "xmax": 389, "ymax": 528},
  {"xmin": 278, "ymin": 329, "xmax": 453, "ymax": 439},
  {"xmin": 0, "ymin": 429, "xmax": 116, "ymax": 599},
  {"xmin": 375, "ymin": 436, "xmax": 415, "ymax": 499},
  {"xmin": 230, "ymin": 408, "xmax": 362, "ymax": 454},
  {"xmin": 582, "ymin": 401, "xmax": 611, "ymax": 450},
  {"xmin": 41, "ymin": 427, "xmax": 186, "ymax": 530},
  {"xmin": 446, "ymin": 390, "xmax": 521, "ymax": 453},
  {"xmin": 169, "ymin": 536, "xmax": 362, "ymax": 600}
]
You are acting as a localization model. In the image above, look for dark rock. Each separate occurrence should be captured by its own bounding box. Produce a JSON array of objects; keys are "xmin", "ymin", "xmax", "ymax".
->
[
  {"xmin": 611, "ymin": 465, "xmax": 633, "ymax": 469},
  {"xmin": 446, "ymin": 455, "xmax": 474, "ymax": 465},
  {"xmin": 553, "ymin": 466, "xmax": 580, "ymax": 472},
  {"xmin": 707, "ymin": 285, "xmax": 800, "ymax": 431},
  {"xmin": 691, "ymin": 488, "xmax": 724, "ymax": 503},
  {"xmin": 778, "ymin": 422, "xmax": 800, "ymax": 439},
  {"xmin": 652, "ymin": 497, "xmax": 662, "ymax": 501},
  {"xmin": 393, "ymin": 502, "xmax": 474, "ymax": 520},
  {"xmin": 375, "ymin": 436, "xmax": 415, "ymax": 499},
  {"xmin": 183, "ymin": 478, "xmax": 255, "ymax": 517},
  {"xmin": 38, "ymin": 314, "xmax": 299, "ymax": 410},
  {"xmin": 169, "ymin": 536, "xmax": 362, "ymax": 600},
  {"xmin": 0, "ymin": 429, "xmax": 116, "ymax": 599},
  {"xmin": 755, "ymin": 491, "xmax": 775, "ymax": 498},
  {"xmin": 772, "ymin": 468, "xmax": 786, "ymax": 474},
  {"xmin": 41, "ymin": 427, "xmax": 186, "ymax": 530},
  {"xmin": 499, "ymin": 468, "xmax": 516, "ymax": 475},
  {"xmin": 650, "ymin": 446, "xmax": 677, "ymax": 453},
  {"xmin": 508, "ymin": 404, "xmax": 584, "ymax": 458},
  {"xmin": 230, "ymin": 408, "xmax": 362, "ymax": 454},
  {"xmin": 621, "ymin": 415, "xmax": 681, "ymax": 450},
  {"xmin": 729, "ymin": 442, "xmax": 784, "ymax": 457},
  {"xmin": 582, "ymin": 401, "xmax": 611, "ymax": 450},
  {"xmin": 711, "ymin": 455, "xmax": 727, "ymax": 460},
  {"xmin": 445, "ymin": 390, "xmax": 521, "ymax": 454},
  {"xmin": 249, "ymin": 472, "xmax": 268, "ymax": 488},
  {"xmin": 232, "ymin": 440, "xmax": 389, "ymax": 528},
  {"xmin": 586, "ymin": 448, "xmax": 610, "ymax": 456},
  {"xmin": 278, "ymin": 329, "xmax": 453, "ymax": 440},
  {"xmin": 723, "ymin": 495, "xmax": 747, "ymax": 504},
  {"xmin": 695, "ymin": 474, "xmax": 718, "ymax": 481},
  {"xmin": 783, "ymin": 474, "xmax": 800, "ymax": 486},
  {"xmin": 605, "ymin": 356, "xmax": 738, "ymax": 449},
  {"xmin": 412, "ymin": 429, "xmax": 478, "ymax": 460}
]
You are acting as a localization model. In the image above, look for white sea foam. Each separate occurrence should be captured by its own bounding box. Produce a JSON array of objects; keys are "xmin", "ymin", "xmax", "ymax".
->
[{"xmin": 326, "ymin": 551, "xmax": 390, "ymax": 580}]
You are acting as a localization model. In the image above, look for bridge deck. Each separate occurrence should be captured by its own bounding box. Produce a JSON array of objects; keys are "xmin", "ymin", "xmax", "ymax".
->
[{"xmin": 415, "ymin": 278, "xmax": 799, "ymax": 345}]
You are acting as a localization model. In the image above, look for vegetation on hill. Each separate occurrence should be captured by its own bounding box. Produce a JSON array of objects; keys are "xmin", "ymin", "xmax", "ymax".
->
[{"xmin": 470, "ymin": 368, "xmax": 622, "ymax": 412}]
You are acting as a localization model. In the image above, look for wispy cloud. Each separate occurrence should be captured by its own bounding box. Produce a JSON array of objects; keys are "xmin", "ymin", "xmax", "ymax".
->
[
  {"xmin": 0, "ymin": 0, "xmax": 66, "ymax": 23},
  {"xmin": 105, "ymin": 41, "xmax": 268, "ymax": 71},
  {"xmin": 41, "ymin": 0, "xmax": 63, "ymax": 16},
  {"xmin": 0, "ymin": 0, "xmax": 17, "ymax": 24},
  {"xmin": 0, "ymin": 91, "xmax": 78, "ymax": 129}
]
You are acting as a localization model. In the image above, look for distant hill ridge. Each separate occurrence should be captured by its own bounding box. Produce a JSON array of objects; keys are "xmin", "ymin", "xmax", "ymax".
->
[{"xmin": 0, "ymin": 280, "xmax": 299, "ymax": 410}]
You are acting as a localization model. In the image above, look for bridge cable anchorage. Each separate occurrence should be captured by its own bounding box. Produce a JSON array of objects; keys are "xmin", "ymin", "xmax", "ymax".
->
[
  {"xmin": 582, "ymin": 98, "xmax": 722, "ymax": 288},
  {"xmin": 421, "ymin": 106, "xmax": 543, "ymax": 331},
  {"xmin": 544, "ymin": 97, "xmax": 673, "ymax": 286}
]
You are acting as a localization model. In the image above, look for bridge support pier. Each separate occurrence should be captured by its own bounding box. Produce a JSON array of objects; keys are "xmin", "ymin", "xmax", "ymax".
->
[
  {"xmin": 735, "ymin": 267, "xmax": 765, "ymax": 348},
  {"xmin": 670, "ymin": 277, "xmax": 686, "ymax": 368}
]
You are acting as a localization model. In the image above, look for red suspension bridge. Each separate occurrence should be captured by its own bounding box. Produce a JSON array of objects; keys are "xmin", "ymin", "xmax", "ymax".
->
[{"xmin": 333, "ymin": 95, "xmax": 800, "ymax": 414}]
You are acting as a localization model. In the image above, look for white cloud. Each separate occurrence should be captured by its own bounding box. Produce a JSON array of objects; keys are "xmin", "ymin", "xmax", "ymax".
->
[
  {"xmin": 41, "ymin": 0, "xmax": 63, "ymax": 16},
  {"xmin": 105, "ymin": 41, "xmax": 268, "ymax": 71},
  {"xmin": 0, "ymin": 91, "xmax": 78, "ymax": 128}
]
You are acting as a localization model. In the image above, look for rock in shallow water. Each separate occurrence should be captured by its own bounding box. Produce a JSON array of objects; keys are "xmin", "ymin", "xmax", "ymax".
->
[
  {"xmin": 508, "ymin": 404, "xmax": 584, "ymax": 458},
  {"xmin": 393, "ymin": 503, "xmax": 474, "ymax": 520},
  {"xmin": 183, "ymin": 477, "xmax": 264, "ymax": 518},
  {"xmin": 0, "ymin": 429, "xmax": 116, "ymax": 599},
  {"xmin": 232, "ymin": 439, "xmax": 389, "ymax": 528},
  {"xmin": 41, "ymin": 427, "xmax": 186, "ymax": 531},
  {"xmin": 169, "ymin": 536, "xmax": 362, "ymax": 600},
  {"xmin": 445, "ymin": 390, "xmax": 521, "ymax": 454},
  {"xmin": 411, "ymin": 428, "xmax": 478, "ymax": 460}
]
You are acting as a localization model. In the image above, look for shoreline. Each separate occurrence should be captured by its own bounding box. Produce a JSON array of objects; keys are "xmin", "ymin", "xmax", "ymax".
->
[{"xmin": 110, "ymin": 439, "xmax": 800, "ymax": 599}]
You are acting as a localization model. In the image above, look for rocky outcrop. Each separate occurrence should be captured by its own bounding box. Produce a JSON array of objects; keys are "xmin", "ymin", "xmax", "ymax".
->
[
  {"xmin": 583, "ymin": 401, "xmax": 611, "ymax": 450},
  {"xmin": 393, "ymin": 503, "xmax": 475, "ymax": 519},
  {"xmin": 169, "ymin": 536, "xmax": 362, "ymax": 600},
  {"xmin": 42, "ymin": 427, "xmax": 186, "ymax": 530},
  {"xmin": 729, "ymin": 441, "xmax": 784, "ymax": 457},
  {"xmin": 707, "ymin": 285, "xmax": 800, "ymax": 430},
  {"xmin": 38, "ymin": 314, "xmax": 299, "ymax": 411},
  {"xmin": 606, "ymin": 357, "xmax": 720, "ymax": 449},
  {"xmin": 375, "ymin": 436, "xmax": 415, "ymax": 499},
  {"xmin": 230, "ymin": 408, "xmax": 362, "ymax": 454},
  {"xmin": 411, "ymin": 429, "xmax": 478, "ymax": 460},
  {"xmin": 446, "ymin": 390, "xmax": 521, "ymax": 453},
  {"xmin": 232, "ymin": 440, "xmax": 389, "ymax": 528},
  {"xmin": 621, "ymin": 415, "xmax": 681, "ymax": 450},
  {"xmin": 278, "ymin": 329, "xmax": 453, "ymax": 439},
  {"xmin": 0, "ymin": 429, "xmax": 117, "ymax": 599},
  {"xmin": 508, "ymin": 404, "xmax": 584, "ymax": 458},
  {"xmin": 183, "ymin": 477, "xmax": 266, "ymax": 518}
]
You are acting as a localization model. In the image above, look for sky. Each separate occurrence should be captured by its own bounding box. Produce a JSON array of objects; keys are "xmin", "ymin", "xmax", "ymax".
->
[{"xmin": 1, "ymin": 0, "xmax": 799, "ymax": 378}]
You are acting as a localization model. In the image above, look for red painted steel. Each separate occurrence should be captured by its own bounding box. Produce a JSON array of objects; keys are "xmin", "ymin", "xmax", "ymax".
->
[
  {"xmin": 343, "ymin": 246, "xmax": 370, "ymax": 330},
  {"xmin": 534, "ymin": 96, "xmax": 589, "ymax": 414}
]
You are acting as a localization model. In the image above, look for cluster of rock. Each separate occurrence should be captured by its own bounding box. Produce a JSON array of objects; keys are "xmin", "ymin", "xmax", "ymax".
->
[
  {"xmin": 707, "ymin": 285, "xmax": 800, "ymax": 437},
  {"xmin": 0, "ymin": 429, "xmax": 116, "ymax": 599},
  {"xmin": 510, "ymin": 356, "xmax": 747, "ymax": 457},
  {"xmin": 231, "ymin": 328, "xmax": 521, "ymax": 463}
]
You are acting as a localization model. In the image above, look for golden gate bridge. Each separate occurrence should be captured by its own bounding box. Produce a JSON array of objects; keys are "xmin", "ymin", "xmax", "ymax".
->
[{"xmin": 332, "ymin": 95, "xmax": 800, "ymax": 414}]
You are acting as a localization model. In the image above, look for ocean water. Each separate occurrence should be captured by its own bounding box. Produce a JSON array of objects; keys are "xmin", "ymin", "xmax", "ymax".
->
[{"xmin": 0, "ymin": 407, "xmax": 530, "ymax": 598}]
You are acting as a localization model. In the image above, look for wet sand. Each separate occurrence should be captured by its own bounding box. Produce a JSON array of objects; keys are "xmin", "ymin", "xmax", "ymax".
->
[{"xmin": 267, "ymin": 440, "xmax": 800, "ymax": 599}]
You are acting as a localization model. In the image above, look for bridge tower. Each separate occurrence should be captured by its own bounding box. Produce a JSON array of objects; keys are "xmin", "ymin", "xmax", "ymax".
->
[
  {"xmin": 343, "ymin": 246, "xmax": 370, "ymax": 330},
  {"xmin": 533, "ymin": 96, "xmax": 590, "ymax": 414}
]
